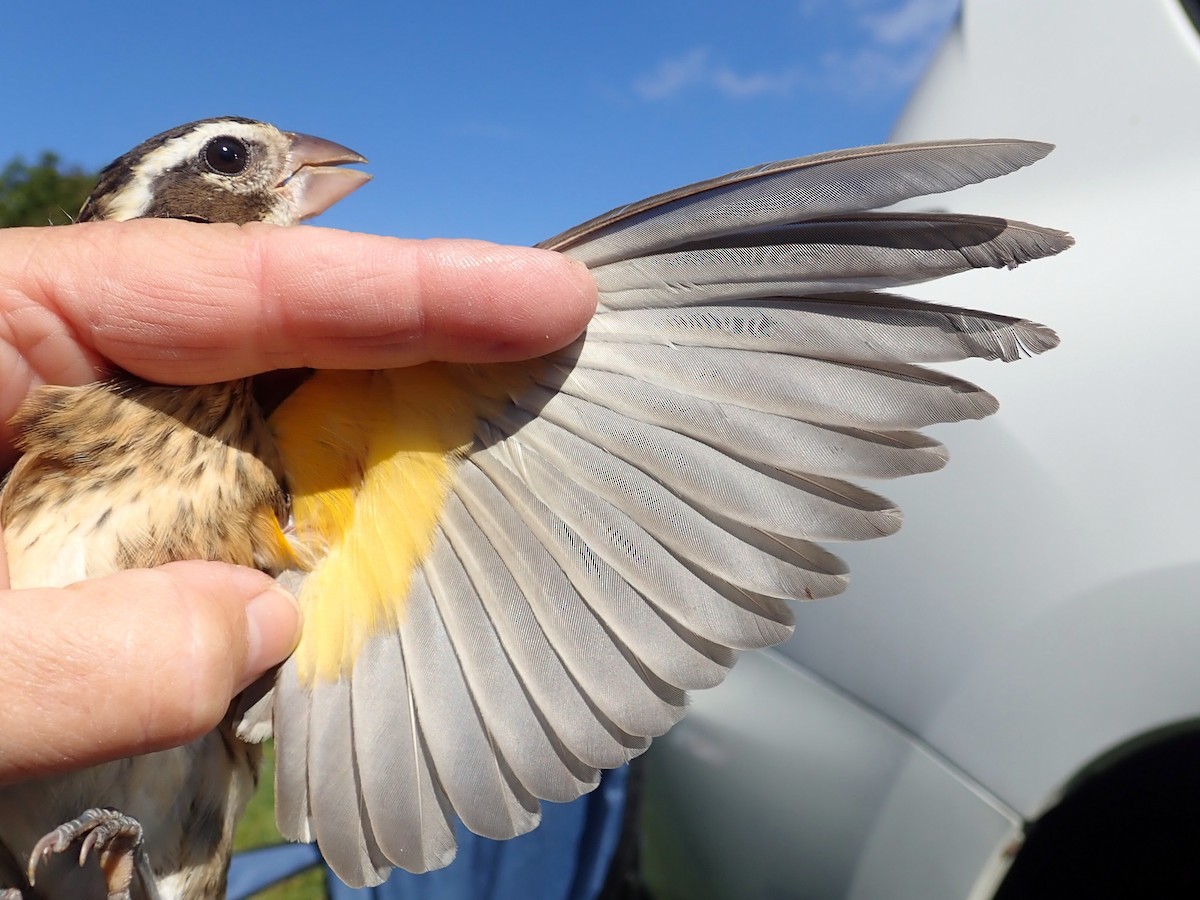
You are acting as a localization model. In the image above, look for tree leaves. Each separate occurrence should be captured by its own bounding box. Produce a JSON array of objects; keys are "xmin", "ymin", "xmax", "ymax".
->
[{"xmin": 0, "ymin": 152, "xmax": 97, "ymax": 227}]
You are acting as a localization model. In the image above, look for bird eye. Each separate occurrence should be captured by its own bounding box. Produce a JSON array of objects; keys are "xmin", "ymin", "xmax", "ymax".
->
[{"xmin": 203, "ymin": 136, "xmax": 249, "ymax": 175}]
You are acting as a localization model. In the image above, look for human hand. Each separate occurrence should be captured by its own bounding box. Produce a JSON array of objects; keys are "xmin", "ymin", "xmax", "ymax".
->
[{"xmin": 0, "ymin": 220, "xmax": 596, "ymax": 784}]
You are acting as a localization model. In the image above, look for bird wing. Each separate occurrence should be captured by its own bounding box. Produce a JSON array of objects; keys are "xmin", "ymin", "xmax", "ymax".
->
[{"xmin": 262, "ymin": 139, "xmax": 1071, "ymax": 885}]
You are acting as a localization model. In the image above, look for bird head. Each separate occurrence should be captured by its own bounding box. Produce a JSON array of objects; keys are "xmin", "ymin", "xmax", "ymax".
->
[{"xmin": 78, "ymin": 116, "xmax": 370, "ymax": 225}]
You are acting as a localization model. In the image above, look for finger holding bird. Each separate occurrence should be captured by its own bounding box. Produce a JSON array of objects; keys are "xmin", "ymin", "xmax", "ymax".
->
[{"xmin": 0, "ymin": 221, "xmax": 596, "ymax": 444}]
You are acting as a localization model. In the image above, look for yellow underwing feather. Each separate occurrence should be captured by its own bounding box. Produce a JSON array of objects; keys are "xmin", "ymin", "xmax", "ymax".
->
[{"xmin": 270, "ymin": 363, "xmax": 536, "ymax": 683}]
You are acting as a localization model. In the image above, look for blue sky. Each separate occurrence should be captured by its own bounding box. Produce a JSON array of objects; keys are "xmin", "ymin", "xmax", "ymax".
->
[{"xmin": 1, "ymin": 0, "xmax": 957, "ymax": 244}]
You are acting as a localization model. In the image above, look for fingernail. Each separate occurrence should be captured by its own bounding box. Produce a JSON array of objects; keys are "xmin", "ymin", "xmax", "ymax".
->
[
  {"xmin": 562, "ymin": 256, "xmax": 599, "ymax": 318},
  {"xmin": 241, "ymin": 583, "xmax": 303, "ymax": 686},
  {"xmin": 565, "ymin": 255, "xmax": 597, "ymax": 292}
]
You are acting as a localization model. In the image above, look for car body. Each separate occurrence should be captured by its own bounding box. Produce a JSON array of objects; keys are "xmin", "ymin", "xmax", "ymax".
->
[{"xmin": 641, "ymin": 1, "xmax": 1200, "ymax": 897}]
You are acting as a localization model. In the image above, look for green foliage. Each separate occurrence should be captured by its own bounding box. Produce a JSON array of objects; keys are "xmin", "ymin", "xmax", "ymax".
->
[
  {"xmin": 234, "ymin": 741, "xmax": 327, "ymax": 899},
  {"xmin": 0, "ymin": 152, "xmax": 97, "ymax": 227}
]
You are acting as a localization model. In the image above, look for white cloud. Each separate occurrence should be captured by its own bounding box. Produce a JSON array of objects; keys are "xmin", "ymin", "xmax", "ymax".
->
[
  {"xmin": 632, "ymin": 48, "xmax": 803, "ymax": 101},
  {"xmin": 633, "ymin": 48, "xmax": 712, "ymax": 100},
  {"xmin": 818, "ymin": 45, "xmax": 933, "ymax": 96},
  {"xmin": 857, "ymin": 0, "xmax": 959, "ymax": 46},
  {"xmin": 711, "ymin": 66, "xmax": 800, "ymax": 99},
  {"xmin": 631, "ymin": 1, "xmax": 958, "ymax": 103},
  {"xmin": 837, "ymin": 0, "xmax": 957, "ymax": 98}
]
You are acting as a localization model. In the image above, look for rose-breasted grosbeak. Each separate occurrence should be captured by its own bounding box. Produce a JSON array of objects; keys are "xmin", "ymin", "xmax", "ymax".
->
[{"xmin": 0, "ymin": 118, "xmax": 1070, "ymax": 899}]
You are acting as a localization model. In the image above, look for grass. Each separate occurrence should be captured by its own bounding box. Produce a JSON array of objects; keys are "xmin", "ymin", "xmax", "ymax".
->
[{"xmin": 233, "ymin": 742, "xmax": 327, "ymax": 899}]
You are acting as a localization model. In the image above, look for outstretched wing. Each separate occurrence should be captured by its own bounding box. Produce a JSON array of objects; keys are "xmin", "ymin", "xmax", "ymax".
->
[{"xmin": 264, "ymin": 139, "xmax": 1071, "ymax": 885}]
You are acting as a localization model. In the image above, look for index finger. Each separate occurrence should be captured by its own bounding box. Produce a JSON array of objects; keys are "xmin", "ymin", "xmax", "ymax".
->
[{"xmin": 3, "ymin": 219, "xmax": 598, "ymax": 388}]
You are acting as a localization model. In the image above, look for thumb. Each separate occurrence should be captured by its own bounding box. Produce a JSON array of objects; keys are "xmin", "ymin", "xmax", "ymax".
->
[{"xmin": 0, "ymin": 561, "xmax": 301, "ymax": 785}]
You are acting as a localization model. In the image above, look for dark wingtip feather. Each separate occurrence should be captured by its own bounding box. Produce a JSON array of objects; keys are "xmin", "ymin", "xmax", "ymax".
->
[
  {"xmin": 1010, "ymin": 321, "xmax": 1060, "ymax": 359},
  {"xmin": 538, "ymin": 138, "xmax": 1060, "ymax": 263},
  {"xmin": 990, "ymin": 222, "xmax": 1074, "ymax": 270}
]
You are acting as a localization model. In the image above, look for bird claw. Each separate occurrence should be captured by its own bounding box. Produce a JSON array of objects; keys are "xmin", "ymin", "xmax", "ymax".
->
[{"xmin": 27, "ymin": 808, "xmax": 148, "ymax": 900}]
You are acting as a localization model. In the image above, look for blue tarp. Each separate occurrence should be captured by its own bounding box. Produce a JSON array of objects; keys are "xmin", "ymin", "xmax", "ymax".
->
[{"xmin": 228, "ymin": 765, "xmax": 628, "ymax": 900}]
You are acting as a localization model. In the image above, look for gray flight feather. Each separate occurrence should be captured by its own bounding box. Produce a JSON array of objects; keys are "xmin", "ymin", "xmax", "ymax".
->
[
  {"xmin": 541, "ymin": 367, "xmax": 950, "ymax": 480},
  {"xmin": 456, "ymin": 452, "xmax": 736, "ymax": 690},
  {"xmin": 272, "ymin": 658, "xmax": 313, "ymax": 844},
  {"xmin": 400, "ymin": 559, "xmax": 542, "ymax": 840},
  {"xmin": 436, "ymin": 492, "xmax": 601, "ymax": 799},
  {"xmin": 541, "ymin": 139, "xmax": 1055, "ymax": 266},
  {"xmin": 557, "ymin": 341, "xmax": 999, "ymax": 430},
  {"xmin": 350, "ymin": 626, "xmax": 457, "ymax": 876},
  {"xmin": 279, "ymin": 139, "xmax": 1072, "ymax": 881},
  {"xmin": 477, "ymin": 415, "xmax": 811, "ymax": 623},
  {"xmin": 306, "ymin": 675, "xmax": 391, "ymax": 887},
  {"xmin": 590, "ymin": 215, "xmax": 1070, "ymax": 310},
  {"xmin": 586, "ymin": 293, "xmax": 1057, "ymax": 364},
  {"xmin": 444, "ymin": 458, "xmax": 650, "ymax": 767},
  {"xmin": 440, "ymin": 458, "xmax": 688, "ymax": 738}
]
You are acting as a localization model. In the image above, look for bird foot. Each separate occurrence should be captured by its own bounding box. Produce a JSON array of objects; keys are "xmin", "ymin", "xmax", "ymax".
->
[{"xmin": 27, "ymin": 808, "xmax": 154, "ymax": 900}]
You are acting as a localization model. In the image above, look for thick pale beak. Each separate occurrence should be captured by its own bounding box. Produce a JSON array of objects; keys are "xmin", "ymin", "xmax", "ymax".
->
[{"xmin": 280, "ymin": 132, "xmax": 372, "ymax": 220}]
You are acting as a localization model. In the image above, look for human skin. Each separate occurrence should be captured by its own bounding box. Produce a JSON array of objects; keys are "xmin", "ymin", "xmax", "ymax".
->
[{"xmin": 0, "ymin": 221, "xmax": 597, "ymax": 784}]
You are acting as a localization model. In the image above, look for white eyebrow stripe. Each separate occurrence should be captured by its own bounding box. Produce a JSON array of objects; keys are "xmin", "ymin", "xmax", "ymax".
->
[{"xmin": 103, "ymin": 120, "xmax": 270, "ymax": 222}]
